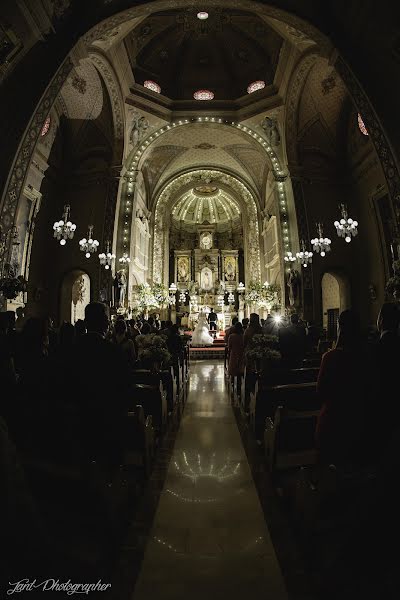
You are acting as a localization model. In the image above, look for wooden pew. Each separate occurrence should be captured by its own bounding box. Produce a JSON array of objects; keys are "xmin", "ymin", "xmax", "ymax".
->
[
  {"xmin": 132, "ymin": 368, "xmax": 178, "ymax": 420},
  {"xmin": 124, "ymin": 405, "xmax": 154, "ymax": 477},
  {"xmin": 264, "ymin": 402, "xmax": 320, "ymax": 473},
  {"xmin": 131, "ymin": 383, "xmax": 167, "ymax": 434},
  {"xmin": 250, "ymin": 377, "xmax": 319, "ymax": 438}
]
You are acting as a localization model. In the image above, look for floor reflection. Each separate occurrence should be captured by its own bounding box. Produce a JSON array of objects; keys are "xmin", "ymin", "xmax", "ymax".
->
[{"xmin": 133, "ymin": 360, "xmax": 288, "ymax": 599}]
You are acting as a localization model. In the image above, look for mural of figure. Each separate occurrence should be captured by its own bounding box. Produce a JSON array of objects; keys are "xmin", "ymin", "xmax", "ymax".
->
[
  {"xmin": 287, "ymin": 269, "xmax": 300, "ymax": 306},
  {"xmin": 177, "ymin": 257, "xmax": 189, "ymax": 282},
  {"xmin": 261, "ymin": 116, "xmax": 281, "ymax": 146},
  {"xmin": 113, "ymin": 270, "xmax": 127, "ymax": 307},
  {"xmin": 130, "ymin": 111, "xmax": 149, "ymax": 147}
]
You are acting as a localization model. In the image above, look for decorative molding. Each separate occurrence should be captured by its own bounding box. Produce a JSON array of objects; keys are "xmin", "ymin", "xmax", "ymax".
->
[{"xmin": 88, "ymin": 51, "xmax": 125, "ymax": 155}]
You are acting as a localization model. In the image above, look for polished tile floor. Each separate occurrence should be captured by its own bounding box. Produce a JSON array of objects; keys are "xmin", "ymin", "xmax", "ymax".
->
[{"xmin": 132, "ymin": 362, "xmax": 288, "ymax": 600}]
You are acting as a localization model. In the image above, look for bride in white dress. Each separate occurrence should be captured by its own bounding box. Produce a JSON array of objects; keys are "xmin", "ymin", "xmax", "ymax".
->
[{"xmin": 191, "ymin": 313, "xmax": 214, "ymax": 346}]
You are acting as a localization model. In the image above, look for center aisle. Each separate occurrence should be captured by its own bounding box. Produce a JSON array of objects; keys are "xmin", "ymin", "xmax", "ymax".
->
[{"xmin": 132, "ymin": 361, "xmax": 288, "ymax": 600}]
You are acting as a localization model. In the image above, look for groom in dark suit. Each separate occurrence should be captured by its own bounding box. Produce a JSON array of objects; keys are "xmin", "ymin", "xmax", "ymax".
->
[{"xmin": 208, "ymin": 308, "xmax": 218, "ymax": 338}]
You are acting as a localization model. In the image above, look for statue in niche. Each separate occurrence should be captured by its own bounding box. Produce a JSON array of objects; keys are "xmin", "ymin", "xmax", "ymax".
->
[
  {"xmin": 287, "ymin": 268, "xmax": 300, "ymax": 307},
  {"xmin": 201, "ymin": 267, "xmax": 213, "ymax": 291},
  {"xmin": 189, "ymin": 280, "xmax": 198, "ymax": 295},
  {"xmin": 261, "ymin": 116, "xmax": 281, "ymax": 147},
  {"xmin": 218, "ymin": 280, "xmax": 225, "ymax": 294},
  {"xmin": 130, "ymin": 111, "xmax": 149, "ymax": 148},
  {"xmin": 113, "ymin": 269, "xmax": 127, "ymax": 307}
]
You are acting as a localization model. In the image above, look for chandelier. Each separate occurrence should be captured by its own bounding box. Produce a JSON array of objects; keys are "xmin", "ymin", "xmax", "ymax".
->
[
  {"xmin": 237, "ymin": 282, "xmax": 245, "ymax": 292},
  {"xmin": 99, "ymin": 241, "xmax": 115, "ymax": 270},
  {"xmin": 284, "ymin": 251, "xmax": 296, "ymax": 263},
  {"xmin": 227, "ymin": 292, "xmax": 235, "ymax": 304},
  {"xmin": 311, "ymin": 223, "xmax": 331, "ymax": 257},
  {"xmin": 53, "ymin": 205, "xmax": 76, "ymax": 245},
  {"xmin": 334, "ymin": 204, "xmax": 358, "ymax": 243},
  {"xmin": 217, "ymin": 294, "xmax": 224, "ymax": 308},
  {"xmin": 296, "ymin": 240, "xmax": 313, "ymax": 267},
  {"xmin": 119, "ymin": 253, "xmax": 131, "ymax": 265},
  {"xmin": 79, "ymin": 225, "xmax": 99, "ymax": 258}
]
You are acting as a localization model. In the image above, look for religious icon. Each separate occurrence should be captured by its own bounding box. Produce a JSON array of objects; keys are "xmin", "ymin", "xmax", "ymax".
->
[
  {"xmin": 177, "ymin": 257, "xmax": 189, "ymax": 282},
  {"xmin": 224, "ymin": 256, "xmax": 236, "ymax": 281}
]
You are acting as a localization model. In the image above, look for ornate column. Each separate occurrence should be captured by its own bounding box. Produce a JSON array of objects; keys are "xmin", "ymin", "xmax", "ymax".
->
[{"xmin": 99, "ymin": 168, "xmax": 121, "ymax": 306}]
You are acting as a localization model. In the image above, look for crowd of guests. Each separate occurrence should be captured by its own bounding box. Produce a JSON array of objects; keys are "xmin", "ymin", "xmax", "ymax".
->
[
  {"xmin": 225, "ymin": 304, "xmax": 400, "ymax": 467},
  {"xmin": 0, "ymin": 304, "xmax": 186, "ymax": 467}
]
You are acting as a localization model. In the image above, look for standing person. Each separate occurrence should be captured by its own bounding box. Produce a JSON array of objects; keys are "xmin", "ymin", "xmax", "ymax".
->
[
  {"xmin": 228, "ymin": 322, "xmax": 245, "ymax": 396},
  {"xmin": 208, "ymin": 308, "xmax": 218, "ymax": 338},
  {"xmin": 316, "ymin": 309, "xmax": 369, "ymax": 466},
  {"xmin": 244, "ymin": 313, "xmax": 262, "ymax": 349},
  {"xmin": 113, "ymin": 319, "xmax": 137, "ymax": 369}
]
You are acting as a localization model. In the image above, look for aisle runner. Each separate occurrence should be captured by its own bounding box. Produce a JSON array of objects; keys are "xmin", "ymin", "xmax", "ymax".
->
[{"xmin": 132, "ymin": 362, "xmax": 288, "ymax": 600}]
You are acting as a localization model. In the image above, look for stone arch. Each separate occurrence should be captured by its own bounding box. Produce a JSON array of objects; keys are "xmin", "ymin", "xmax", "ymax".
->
[
  {"xmin": 321, "ymin": 270, "xmax": 351, "ymax": 335},
  {"xmin": 60, "ymin": 269, "xmax": 91, "ymax": 325},
  {"xmin": 152, "ymin": 169, "xmax": 262, "ymax": 287}
]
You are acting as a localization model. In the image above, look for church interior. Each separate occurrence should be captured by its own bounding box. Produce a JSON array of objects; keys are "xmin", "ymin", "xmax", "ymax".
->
[{"xmin": 1, "ymin": 1, "xmax": 399, "ymax": 598}]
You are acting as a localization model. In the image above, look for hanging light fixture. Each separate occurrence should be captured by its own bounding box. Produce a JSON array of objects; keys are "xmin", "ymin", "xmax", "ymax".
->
[
  {"xmin": 119, "ymin": 252, "xmax": 131, "ymax": 265},
  {"xmin": 179, "ymin": 291, "xmax": 187, "ymax": 304},
  {"xmin": 311, "ymin": 223, "xmax": 331, "ymax": 257},
  {"xmin": 79, "ymin": 225, "xmax": 99, "ymax": 258},
  {"xmin": 296, "ymin": 240, "xmax": 313, "ymax": 267},
  {"xmin": 334, "ymin": 204, "xmax": 358, "ymax": 243},
  {"xmin": 284, "ymin": 251, "xmax": 296, "ymax": 263},
  {"xmin": 99, "ymin": 241, "xmax": 115, "ymax": 270},
  {"xmin": 53, "ymin": 205, "xmax": 76, "ymax": 246}
]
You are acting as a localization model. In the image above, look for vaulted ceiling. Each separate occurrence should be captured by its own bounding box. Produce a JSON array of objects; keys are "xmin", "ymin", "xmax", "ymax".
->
[
  {"xmin": 124, "ymin": 8, "xmax": 283, "ymax": 101},
  {"xmin": 137, "ymin": 122, "xmax": 270, "ymax": 203}
]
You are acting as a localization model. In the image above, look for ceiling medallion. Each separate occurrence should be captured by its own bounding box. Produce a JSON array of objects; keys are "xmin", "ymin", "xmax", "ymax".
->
[
  {"xmin": 194, "ymin": 185, "xmax": 218, "ymax": 196},
  {"xmin": 144, "ymin": 80, "xmax": 161, "ymax": 94},
  {"xmin": 247, "ymin": 80, "xmax": 266, "ymax": 94},
  {"xmin": 194, "ymin": 89, "xmax": 214, "ymax": 100},
  {"xmin": 197, "ymin": 11, "xmax": 209, "ymax": 20}
]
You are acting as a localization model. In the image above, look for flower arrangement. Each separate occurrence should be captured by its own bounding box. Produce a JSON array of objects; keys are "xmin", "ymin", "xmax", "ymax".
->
[
  {"xmin": 386, "ymin": 260, "xmax": 400, "ymax": 300},
  {"xmin": 245, "ymin": 281, "xmax": 263, "ymax": 304},
  {"xmin": 244, "ymin": 281, "xmax": 281, "ymax": 311},
  {"xmin": 245, "ymin": 333, "xmax": 281, "ymax": 372},
  {"xmin": 136, "ymin": 333, "xmax": 171, "ymax": 371}
]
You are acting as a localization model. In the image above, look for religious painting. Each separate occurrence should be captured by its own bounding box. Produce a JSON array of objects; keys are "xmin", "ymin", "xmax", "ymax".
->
[
  {"xmin": 200, "ymin": 267, "xmax": 213, "ymax": 291},
  {"xmin": 177, "ymin": 256, "xmax": 189, "ymax": 282},
  {"xmin": 224, "ymin": 256, "xmax": 236, "ymax": 281}
]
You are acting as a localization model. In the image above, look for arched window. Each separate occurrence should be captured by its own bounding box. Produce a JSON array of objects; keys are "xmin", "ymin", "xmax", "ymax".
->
[{"xmin": 357, "ymin": 113, "xmax": 368, "ymax": 136}]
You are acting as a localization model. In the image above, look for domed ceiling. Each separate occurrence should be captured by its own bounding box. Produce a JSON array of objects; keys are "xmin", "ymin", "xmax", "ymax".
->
[
  {"xmin": 171, "ymin": 186, "xmax": 241, "ymax": 228},
  {"xmin": 125, "ymin": 8, "xmax": 283, "ymax": 100}
]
